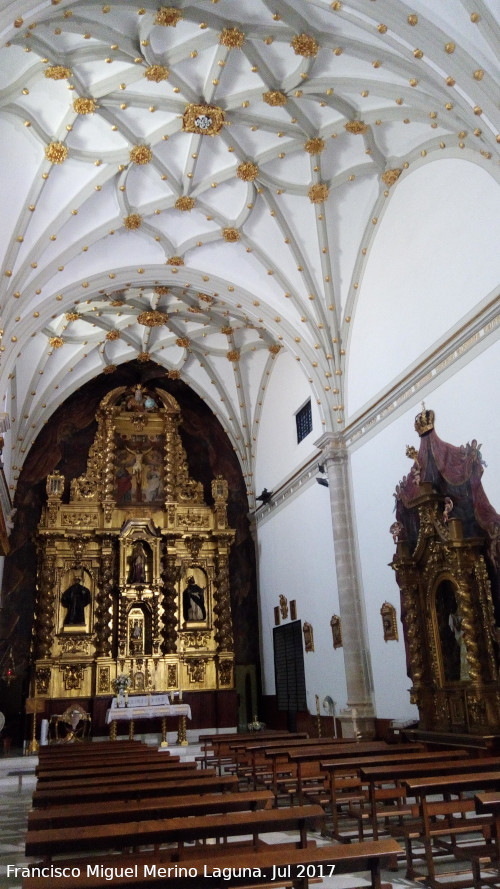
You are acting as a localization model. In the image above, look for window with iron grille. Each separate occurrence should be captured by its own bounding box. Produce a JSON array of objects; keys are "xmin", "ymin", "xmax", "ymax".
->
[{"xmin": 295, "ymin": 400, "xmax": 312, "ymax": 444}]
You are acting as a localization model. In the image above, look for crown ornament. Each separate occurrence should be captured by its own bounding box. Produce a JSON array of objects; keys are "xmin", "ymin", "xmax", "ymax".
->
[{"xmin": 414, "ymin": 402, "xmax": 435, "ymax": 436}]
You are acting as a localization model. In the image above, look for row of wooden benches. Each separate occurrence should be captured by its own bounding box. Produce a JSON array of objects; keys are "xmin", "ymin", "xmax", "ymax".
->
[
  {"xmin": 199, "ymin": 732, "xmax": 500, "ymax": 889},
  {"xmin": 24, "ymin": 734, "xmax": 400, "ymax": 889}
]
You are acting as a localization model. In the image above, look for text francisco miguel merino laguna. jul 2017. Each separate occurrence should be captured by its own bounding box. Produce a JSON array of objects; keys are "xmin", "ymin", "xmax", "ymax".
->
[{"xmin": 9, "ymin": 863, "xmax": 337, "ymax": 881}]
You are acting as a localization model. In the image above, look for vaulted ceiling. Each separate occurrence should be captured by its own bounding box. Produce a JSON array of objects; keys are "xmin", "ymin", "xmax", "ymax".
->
[{"xmin": 0, "ymin": 0, "xmax": 498, "ymax": 506}]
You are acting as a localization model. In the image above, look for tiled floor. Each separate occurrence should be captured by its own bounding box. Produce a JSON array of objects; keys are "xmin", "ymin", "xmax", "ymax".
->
[
  {"xmin": 0, "ymin": 746, "xmax": 445, "ymax": 889},
  {"xmin": 0, "ymin": 753, "xmax": 37, "ymax": 889}
]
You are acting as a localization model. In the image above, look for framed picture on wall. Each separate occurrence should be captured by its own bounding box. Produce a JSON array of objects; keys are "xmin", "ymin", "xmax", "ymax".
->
[
  {"xmin": 381, "ymin": 601, "xmax": 398, "ymax": 642},
  {"xmin": 330, "ymin": 614, "xmax": 343, "ymax": 649}
]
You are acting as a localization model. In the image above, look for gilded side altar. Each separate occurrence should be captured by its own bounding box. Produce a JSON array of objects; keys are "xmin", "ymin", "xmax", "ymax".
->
[{"xmin": 30, "ymin": 385, "xmax": 235, "ymax": 706}]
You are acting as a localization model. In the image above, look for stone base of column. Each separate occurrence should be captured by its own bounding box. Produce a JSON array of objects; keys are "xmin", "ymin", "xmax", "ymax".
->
[{"xmin": 338, "ymin": 704, "xmax": 376, "ymax": 740}]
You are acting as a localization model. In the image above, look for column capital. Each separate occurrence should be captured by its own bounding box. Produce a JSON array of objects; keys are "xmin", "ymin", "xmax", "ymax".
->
[{"xmin": 314, "ymin": 431, "xmax": 348, "ymax": 464}]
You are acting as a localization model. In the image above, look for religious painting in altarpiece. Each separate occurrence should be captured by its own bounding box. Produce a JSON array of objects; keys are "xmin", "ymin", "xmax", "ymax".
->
[{"xmin": 30, "ymin": 385, "xmax": 235, "ymax": 704}]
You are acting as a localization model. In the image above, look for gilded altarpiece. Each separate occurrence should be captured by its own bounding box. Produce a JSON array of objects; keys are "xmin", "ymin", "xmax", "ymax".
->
[
  {"xmin": 392, "ymin": 409, "xmax": 500, "ymax": 735},
  {"xmin": 30, "ymin": 386, "xmax": 235, "ymax": 706}
]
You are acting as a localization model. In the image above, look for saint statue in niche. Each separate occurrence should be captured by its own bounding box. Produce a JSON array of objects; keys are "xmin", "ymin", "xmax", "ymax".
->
[
  {"xmin": 183, "ymin": 576, "xmax": 206, "ymax": 622},
  {"xmin": 129, "ymin": 617, "xmax": 144, "ymax": 655},
  {"xmin": 126, "ymin": 444, "xmax": 152, "ymax": 501},
  {"xmin": 128, "ymin": 542, "xmax": 148, "ymax": 585},
  {"xmin": 435, "ymin": 580, "xmax": 467, "ymax": 682},
  {"xmin": 61, "ymin": 578, "xmax": 91, "ymax": 626}
]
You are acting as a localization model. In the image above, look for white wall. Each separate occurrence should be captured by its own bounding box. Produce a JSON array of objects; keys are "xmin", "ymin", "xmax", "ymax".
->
[
  {"xmin": 256, "ymin": 480, "xmax": 348, "ymax": 717},
  {"xmin": 254, "ymin": 350, "xmax": 324, "ymax": 495},
  {"xmin": 347, "ymin": 158, "xmax": 500, "ymax": 419}
]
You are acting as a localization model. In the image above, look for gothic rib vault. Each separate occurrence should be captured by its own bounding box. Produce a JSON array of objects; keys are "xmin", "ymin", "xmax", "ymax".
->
[{"xmin": 0, "ymin": 0, "xmax": 498, "ymax": 511}]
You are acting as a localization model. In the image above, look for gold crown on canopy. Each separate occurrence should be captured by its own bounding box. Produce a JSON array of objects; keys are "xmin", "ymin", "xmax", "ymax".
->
[{"xmin": 414, "ymin": 402, "xmax": 435, "ymax": 436}]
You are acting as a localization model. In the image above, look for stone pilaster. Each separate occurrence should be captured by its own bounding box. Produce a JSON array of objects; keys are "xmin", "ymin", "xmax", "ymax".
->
[{"xmin": 315, "ymin": 432, "xmax": 375, "ymax": 737}]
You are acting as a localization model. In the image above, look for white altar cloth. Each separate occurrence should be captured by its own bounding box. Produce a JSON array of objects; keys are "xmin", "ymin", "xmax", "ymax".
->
[{"xmin": 105, "ymin": 699, "xmax": 191, "ymax": 724}]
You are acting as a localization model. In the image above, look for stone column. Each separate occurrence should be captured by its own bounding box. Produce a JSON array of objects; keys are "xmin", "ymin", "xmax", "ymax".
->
[{"xmin": 315, "ymin": 432, "xmax": 375, "ymax": 737}]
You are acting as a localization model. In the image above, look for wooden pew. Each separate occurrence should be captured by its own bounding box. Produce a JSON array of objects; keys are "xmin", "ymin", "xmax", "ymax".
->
[
  {"xmin": 32, "ymin": 772, "xmax": 238, "ymax": 808},
  {"xmin": 401, "ymin": 772, "xmax": 500, "ymax": 885},
  {"xmin": 457, "ymin": 794, "xmax": 500, "ymax": 889},
  {"xmin": 244, "ymin": 740, "xmax": 396, "ymax": 796},
  {"xmin": 356, "ymin": 752, "xmax": 499, "ymax": 841},
  {"xmin": 197, "ymin": 731, "xmax": 308, "ymax": 771},
  {"xmin": 405, "ymin": 771, "xmax": 500, "ymax": 802},
  {"xmin": 322, "ymin": 748, "xmax": 469, "ymax": 840},
  {"xmin": 36, "ymin": 747, "xmax": 169, "ymax": 774},
  {"xmin": 37, "ymin": 740, "xmax": 143, "ymax": 756},
  {"xmin": 22, "ymin": 838, "xmax": 402, "ymax": 889},
  {"xmin": 35, "ymin": 757, "xmax": 196, "ymax": 784},
  {"xmin": 28, "ymin": 789, "xmax": 275, "ymax": 832},
  {"xmin": 25, "ymin": 804, "xmax": 325, "ymax": 861},
  {"xmin": 266, "ymin": 741, "xmax": 427, "ymax": 804},
  {"xmin": 233, "ymin": 736, "xmax": 376, "ymax": 787},
  {"xmin": 411, "ymin": 796, "xmax": 494, "ymax": 888},
  {"xmin": 285, "ymin": 742, "xmax": 426, "ymax": 801}
]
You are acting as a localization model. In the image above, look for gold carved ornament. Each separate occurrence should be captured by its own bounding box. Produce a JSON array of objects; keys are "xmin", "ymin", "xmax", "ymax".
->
[
  {"xmin": 187, "ymin": 658, "xmax": 207, "ymax": 683},
  {"xmin": 222, "ymin": 228, "xmax": 240, "ymax": 242},
  {"xmin": 144, "ymin": 65, "xmax": 169, "ymax": 82},
  {"xmin": 45, "ymin": 65, "xmax": 72, "ymax": 80},
  {"xmin": 382, "ymin": 168, "xmax": 402, "ymax": 187},
  {"xmin": 183, "ymin": 632, "xmax": 210, "ymax": 649},
  {"xmin": 175, "ymin": 196, "xmax": 195, "ymax": 211},
  {"xmin": 219, "ymin": 27, "xmax": 245, "ymax": 48},
  {"xmin": 344, "ymin": 120, "xmax": 368, "ymax": 135},
  {"xmin": 124, "ymin": 213, "xmax": 142, "ymax": 230},
  {"xmin": 304, "ymin": 138, "xmax": 325, "ymax": 155},
  {"xmin": 45, "ymin": 142, "xmax": 68, "ymax": 164},
  {"xmin": 291, "ymin": 33, "xmax": 319, "ymax": 57},
  {"xmin": 219, "ymin": 661, "xmax": 232, "ymax": 686},
  {"xmin": 137, "ymin": 310, "xmax": 168, "ymax": 327},
  {"xmin": 73, "ymin": 97, "xmax": 96, "ymax": 114},
  {"xmin": 308, "ymin": 183, "xmax": 329, "ymax": 204},
  {"xmin": 167, "ymin": 664, "xmax": 177, "ymax": 687},
  {"xmin": 130, "ymin": 145, "xmax": 152, "ymax": 165},
  {"xmin": 237, "ymin": 162, "xmax": 259, "ymax": 182},
  {"xmin": 263, "ymin": 90, "xmax": 287, "ymax": 106},
  {"xmin": 155, "ymin": 7, "xmax": 183, "ymax": 26},
  {"xmin": 182, "ymin": 104, "xmax": 225, "ymax": 136}
]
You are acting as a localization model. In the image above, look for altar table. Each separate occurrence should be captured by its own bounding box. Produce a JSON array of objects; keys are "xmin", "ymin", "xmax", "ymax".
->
[{"xmin": 105, "ymin": 694, "xmax": 191, "ymax": 745}]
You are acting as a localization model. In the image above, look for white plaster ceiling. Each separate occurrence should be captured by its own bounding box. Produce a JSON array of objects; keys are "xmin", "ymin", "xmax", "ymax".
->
[{"xmin": 0, "ymin": 0, "xmax": 498, "ymax": 504}]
